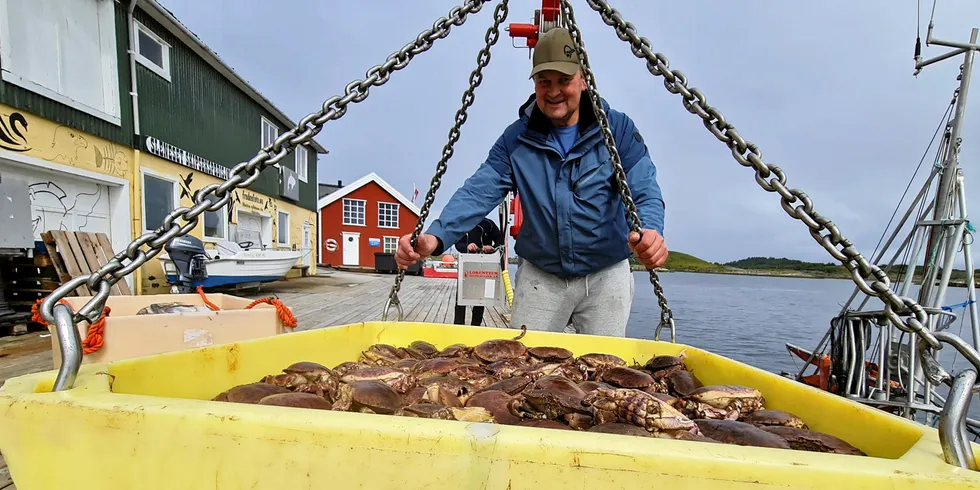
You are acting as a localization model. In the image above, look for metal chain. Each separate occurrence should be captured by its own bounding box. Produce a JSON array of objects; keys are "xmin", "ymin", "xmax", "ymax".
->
[
  {"xmin": 383, "ymin": 0, "xmax": 510, "ymax": 321},
  {"xmin": 560, "ymin": 0, "xmax": 676, "ymax": 343},
  {"xmin": 579, "ymin": 0, "xmax": 980, "ymax": 468},
  {"xmin": 39, "ymin": 0, "xmax": 492, "ymax": 327}
]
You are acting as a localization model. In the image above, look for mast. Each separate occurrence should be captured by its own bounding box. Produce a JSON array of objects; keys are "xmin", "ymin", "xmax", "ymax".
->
[{"xmin": 918, "ymin": 28, "xmax": 978, "ymax": 308}]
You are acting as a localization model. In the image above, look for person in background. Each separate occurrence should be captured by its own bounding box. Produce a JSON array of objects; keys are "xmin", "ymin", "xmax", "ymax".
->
[{"xmin": 453, "ymin": 217, "xmax": 503, "ymax": 325}]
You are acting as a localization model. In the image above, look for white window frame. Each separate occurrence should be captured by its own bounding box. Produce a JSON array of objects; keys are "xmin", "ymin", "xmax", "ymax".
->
[
  {"xmin": 202, "ymin": 199, "xmax": 228, "ymax": 242},
  {"xmin": 277, "ymin": 210, "xmax": 290, "ymax": 245},
  {"xmin": 295, "ymin": 144, "xmax": 309, "ymax": 183},
  {"xmin": 378, "ymin": 201, "xmax": 399, "ymax": 229},
  {"xmin": 134, "ymin": 20, "xmax": 171, "ymax": 82},
  {"xmin": 0, "ymin": 0, "xmax": 121, "ymax": 124},
  {"xmin": 342, "ymin": 198, "xmax": 366, "ymax": 227},
  {"xmin": 140, "ymin": 168, "xmax": 180, "ymax": 233},
  {"xmin": 261, "ymin": 116, "xmax": 279, "ymax": 148},
  {"xmin": 383, "ymin": 236, "xmax": 398, "ymax": 254}
]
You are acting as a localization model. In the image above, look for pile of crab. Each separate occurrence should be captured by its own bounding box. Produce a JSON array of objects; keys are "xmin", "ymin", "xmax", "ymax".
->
[{"xmin": 212, "ymin": 328, "xmax": 864, "ymax": 456}]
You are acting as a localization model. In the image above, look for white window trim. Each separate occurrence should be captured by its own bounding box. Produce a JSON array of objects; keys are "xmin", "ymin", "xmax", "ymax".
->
[
  {"xmin": 342, "ymin": 198, "xmax": 367, "ymax": 227},
  {"xmin": 277, "ymin": 209, "xmax": 290, "ymax": 245},
  {"xmin": 202, "ymin": 202, "xmax": 228, "ymax": 243},
  {"xmin": 383, "ymin": 235, "xmax": 399, "ymax": 254},
  {"xmin": 140, "ymin": 167, "xmax": 180, "ymax": 234},
  {"xmin": 0, "ymin": 0, "xmax": 122, "ymax": 125},
  {"xmin": 261, "ymin": 116, "xmax": 281, "ymax": 168},
  {"xmin": 378, "ymin": 201, "xmax": 400, "ymax": 229},
  {"xmin": 295, "ymin": 144, "xmax": 309, "ymax": 183},
  {"xmin": 133, "ymin": 20, "xmax": 171, "ymax": 82}
]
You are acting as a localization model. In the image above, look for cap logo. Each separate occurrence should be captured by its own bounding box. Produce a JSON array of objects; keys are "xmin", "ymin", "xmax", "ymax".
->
[{"xmin": 563, "ymin": 45, "xmax": 574, "ymax": 58}]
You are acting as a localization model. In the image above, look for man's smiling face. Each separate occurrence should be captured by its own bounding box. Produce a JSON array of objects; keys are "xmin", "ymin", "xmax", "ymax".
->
[{"xmin": 533, "ymin": 69, "xmax": 586, "ymax": 127}]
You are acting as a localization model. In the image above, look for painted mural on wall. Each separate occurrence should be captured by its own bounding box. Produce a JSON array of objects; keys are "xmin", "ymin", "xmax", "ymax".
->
[{"xmin": 0, "ymin": 104, "xmax": 132, "ymax": 179}]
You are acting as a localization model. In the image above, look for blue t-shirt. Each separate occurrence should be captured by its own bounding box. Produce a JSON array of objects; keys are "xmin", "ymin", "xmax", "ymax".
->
[{"xmin": 551, "ymin": 124, "xmax": 578, "ymax": 158}]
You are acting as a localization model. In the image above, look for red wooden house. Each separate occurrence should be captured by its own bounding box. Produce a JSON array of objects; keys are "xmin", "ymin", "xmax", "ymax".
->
[{"xmin": 317, "ymin": 172, "xmax": 421, "ymax": 269}]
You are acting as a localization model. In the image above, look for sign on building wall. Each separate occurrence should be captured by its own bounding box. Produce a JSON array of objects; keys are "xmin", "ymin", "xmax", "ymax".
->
[
  {"xmin": 280, "ymin": 165, "xmax": 300, "ymax": 201},
  {"xmin": 144, "ymin": 136, "xmax": 230, "ymax": 180},
  {"xmin": 369, "ymin": 238, "xmax": 380, "ymax": 247}
]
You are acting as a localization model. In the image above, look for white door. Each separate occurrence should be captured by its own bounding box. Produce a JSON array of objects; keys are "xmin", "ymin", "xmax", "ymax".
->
[
  {"xmin": 1, "ymin": 162, "xmax": 113, "ymax": 239},
  {"xmin": 302, "ymin": 224, "xmax": 312, "ymax": 267},
  {"xmin": 342, "ymin": 232, "xmax": 359, "ymax": 266}
]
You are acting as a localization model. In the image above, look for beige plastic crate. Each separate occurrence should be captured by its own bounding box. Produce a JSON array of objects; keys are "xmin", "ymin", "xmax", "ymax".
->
[{"xmin": 48, "ymin": 293, "xmax": 288, "ymax": 368}]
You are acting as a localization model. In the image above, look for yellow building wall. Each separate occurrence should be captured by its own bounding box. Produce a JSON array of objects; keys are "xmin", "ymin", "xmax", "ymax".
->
[
  {"xmin": 133, "ymin": 153, "xmax": 317, "ymax": 294},
  {"xmin": 0, "ymin": 103, "xmax": 136, "ymax": 182}
]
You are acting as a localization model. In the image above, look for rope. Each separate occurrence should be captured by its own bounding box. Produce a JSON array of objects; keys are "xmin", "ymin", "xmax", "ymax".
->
[
  {"xmin": 195, "ymin": 286, "xmax": 297, "ymax": 329},
  {"xmin": 941, "ymin": 299, "xmax": 976, "ymax": 312},
  {"xmin": 196, "ymin": 286, "xmax": 221, "ymax": 311},
  {"xmin": 31, "ymin": 298, "xmax": 109, "ymax": 355}
]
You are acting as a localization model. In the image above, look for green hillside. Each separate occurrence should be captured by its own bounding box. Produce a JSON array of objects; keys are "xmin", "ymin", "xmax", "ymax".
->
[{"xmin": 628, "ymin": 251, "xmax": 725, "ymax": 272}]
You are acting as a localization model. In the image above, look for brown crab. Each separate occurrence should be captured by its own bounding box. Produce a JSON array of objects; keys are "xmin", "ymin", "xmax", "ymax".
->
[
  {"xmin": 340, "ymin": 366, "xmax": 417, "ymax": 394},
  {"xmin": 332, "ymin": 380, "xmax": 403, "ymax": 414},
  {"xmin": 406, "ymin": 340, "xmax": 440, "ymax": 359},
  {"xmin": 741, "ymin": 409, "xmax": 807, "ymax": 429},
  {"xmin": 563, "ymin": 413, "xmax": 594, "ymax": 430},
  {"xmin": 486, "ymin": 358, "xmax": 531, "ymax": 378},
  {"xmin": 665, "ymin": 369, "xmax": 703, "ymax": 397},
  {"xmin": 677, "ymin": 385, "xmax": 764, "ymax": 420},
  {"xmin": 599, "ymin": 367, "xmax": 655, "ymax": 389},
  {"xmin": 262, "ymin": 361, "xmax": 340, "ymax": 400},
  {"xmin": 438, "ymin": 343, "xmax": 473, "ymax": 358},
  {"xmin": 588, "ymin": 422, "xmax": 653, "ymax": 437},
  {"xmin": 760, "ymin": 426, "xmax": 865, "ymax": 455},
  {"xmin": 464, "ymin": 390, "xmax": 524, "ymax": 425},
  {"xmin": 360, "ymin": 344, "xmax": 408, "ymax": 366},
  {"xmin": 519, "ymin": 419, "xmax": 575, "ymax": 430},
  {"xmin": 479, "ymin": 376, "xmax": 532, "ymax": 395},
  {"xmin": 473, "ymin": 338, "xmax": 528, "ymax": 363},
  {"xmin": 423, "ymin": 383, "xmax": 463, "ymax": 408},
  {"xmin": 397, "ymin": 403, "xmax": 450, "ymax": 418},
  {"xmin": 694, "ymin": 419, "xmax": 791, "ymax": 449},
  {"xmin": 332, "ymin": 361, "xmax": 373, "ymax": 377},
  {"xmin": 257, "ymin": 392, "xmax": 333, "ymax": 410},
  {"xmin": 574, "ymin": 354, "xmax": 627, "ymax": 380},
  {"xmin": 517, "ymin": 388, "xmax": 592, "ymax": 421},
  {"xmin": 418, "ymin": 376, "xmax": 478, "ymax": 404},
  {"xmin": 527, "ymin": 346, "xmax": 574, "ymax": 363},
  {"xmin": 582, "ymin": 387, "xmax": 697, "ymax": 433},
  {"xmin": 391, "ymin": 358, "xmax": 421, "ymax": 372},
  {"xmin": 578, "ymin": 381, "xmax": 615, "ymax": 394},
  {"xmin": 213, "ymin": 382, "xmax": 292, "ymax": 403},
  {"xmin": 644, "ymin": 354, "xmax": 686, "ymax": 379},
  {"xmin": 412, "ymin": 358, "xmax": 468, "ymax": 379},
  {"xmin": 533, "ymin": 375, "xmax": 588, "ymax": 399},
  {"xmin": 397, "ymin": 404, "xmax": 495, "ymax": 422}
]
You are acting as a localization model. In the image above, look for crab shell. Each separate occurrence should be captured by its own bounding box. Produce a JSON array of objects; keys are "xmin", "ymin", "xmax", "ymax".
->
[
  {"xmin": 741, "ymin": 409, "xmax": 807, "ymax": 429},
  {"xmin": 665, "ymin": 369, "xmax": 703, "ymax": 397},
  {"xmin": 518, "ymin": 389, "xmax": 590, "ymax": 420},
  {"xmin": 333, "ymin": 380, "xmax": 403, "ymax": 414},
  {"xmin": 562, "ymin": 412, "xmax": 594, "ymax": 431},
  {"xmin": 486, "ymin": 358, "xmax": 531, "ymax": 378},
  {"xmin": 694, "ymin": 419, "xmax": 791, "ymax": 449},
  {"xmin": 644, "ymin": 355, "xmax": 686, "ymax": 378},
  {"xmin": 479, "ymin": 376, "xmax": 532, "ymax": 395},
  {"xmin": 519, "ymin": 419, "xmax": 575, "ymax": 430},
  {"xmin": 409, "ymin": 340, "xmax": 440, "ymax": 358},
  {"xmin": 760, "ymin": 426, "xmax": 865, "ymax": 455},
  {"xmin": 257, "ymin": 392, "xmax": 333, "ymax": 410},
  {"xmin": 527, "ymin": 346, "xmax": 574, "ymax": 363},
  {"xmin": 360, "ymin": 344, "xmax": 407, "ymax": 365},
  {"xmin": 599, "ymin": 366, "xmax": 655, "ymax": 389},
  {"xmin": 214, "ymin": 382, "xmax": 291, "ymax": 404},
  {"xmin": 423, "ymin": 383, "xmax": 463, "ymax": 408},
  {"xmin": 533, "ymin": 375, "xmax": 587, "ymax": 399},
  {"xmin": 473, "ymin": 339, "xmax": 528, "ymax": 363},
  {"xmin": 589, "ymin": 422, "xmax": 653, "ymax": 437},
  {"xmin": 340, "ymin": 367, "xmax": 417, "ymax": 394},
  {"xmin": 582, "ymin": 387, "xmax": 696, "ymax": 433},
  {"xmin": 465, "ymin": 390, "xmax": 523, "ymax": 425},
  {"xmin": 438, "ymin": 344, "xmax": 473, "ymax": 358},
  {"xmin": 412, "ymin": 357, "xmax": 466, "ymax": 378},
  {"xmin": 685, "ymin": 385, "xmax": 765, "ymax": 415}
]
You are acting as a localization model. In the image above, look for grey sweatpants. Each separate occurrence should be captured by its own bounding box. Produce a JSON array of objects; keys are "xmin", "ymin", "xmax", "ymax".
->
[{"xmin": 509, "ymin": 258, "xmax": 634, "ymax": 337}]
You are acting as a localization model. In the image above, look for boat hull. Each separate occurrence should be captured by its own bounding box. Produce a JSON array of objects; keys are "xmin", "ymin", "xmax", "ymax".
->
[
  {"xmin": 1, "ymin": 322, "xmax": 977, "ymax": 489},
  {"xmin": 159, "ymin": 251, "xmax": 300, "ymax": 288}
]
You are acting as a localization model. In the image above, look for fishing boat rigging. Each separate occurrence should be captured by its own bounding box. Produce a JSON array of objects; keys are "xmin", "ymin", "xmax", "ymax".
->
[
  {"xmin": 788, "ymin": 3, "xmax": 980, "ymax": 446},
  {"xmin": 34, "ymin": 0, "xmax": 980, "ymax": 471}
]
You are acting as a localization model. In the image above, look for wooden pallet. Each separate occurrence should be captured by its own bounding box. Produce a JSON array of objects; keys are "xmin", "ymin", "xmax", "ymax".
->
[{"xmin": 39, "ymin": 231, "xmax": 132, "ymax": 296}]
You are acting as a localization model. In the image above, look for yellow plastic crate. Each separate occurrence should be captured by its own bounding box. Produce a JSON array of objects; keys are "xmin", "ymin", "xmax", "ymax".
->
[{"xmin": 1, "ymin": 321, "xmax": 978, "ymax": 489}]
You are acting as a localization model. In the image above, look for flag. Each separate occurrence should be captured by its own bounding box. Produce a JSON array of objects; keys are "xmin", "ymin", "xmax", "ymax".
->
[{"xmin": 412, "ymin": 182, "xmax": 419, "ymax": 203}]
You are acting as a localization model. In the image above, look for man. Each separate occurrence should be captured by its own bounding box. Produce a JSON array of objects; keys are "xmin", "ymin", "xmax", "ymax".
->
[
  {"xmin": 452, "ymin": 217, "xmax": 503, "ymax": 326},
  {"xmin": 395, "ymin": 27, "xmax": 667, "ymax": 337}
]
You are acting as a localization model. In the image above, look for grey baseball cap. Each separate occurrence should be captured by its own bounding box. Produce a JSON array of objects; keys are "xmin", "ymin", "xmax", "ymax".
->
[{"xmin": 529, "ymin": 27, "xmax": 581, "ymax": 78}]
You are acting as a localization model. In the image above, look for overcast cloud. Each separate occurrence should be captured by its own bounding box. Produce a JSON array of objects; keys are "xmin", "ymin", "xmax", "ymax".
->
[{"xmin": 157, "ymin": 0, "xmax": 980, "ymax": 265}]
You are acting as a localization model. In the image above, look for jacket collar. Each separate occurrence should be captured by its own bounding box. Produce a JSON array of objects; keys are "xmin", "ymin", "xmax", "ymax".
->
[{"xmin": 518, "ymin": 92, "xmax": 602, "ymax": 137}]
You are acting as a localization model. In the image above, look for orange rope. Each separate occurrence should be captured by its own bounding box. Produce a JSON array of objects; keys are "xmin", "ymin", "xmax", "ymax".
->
[
  {"xmin": 195, "ymin": 286, "xmax": 296, "ymax": 329},
  {"xmin": 31, "ymin": 298, "xmax": 110, "ymax": 355},
  {"xmin": 196, "ymin": 286, "xmax": 221, "ymax": 311},
  {"xmin": 245, "ymin": 297, "xmax": 297, "ymax": 329}
]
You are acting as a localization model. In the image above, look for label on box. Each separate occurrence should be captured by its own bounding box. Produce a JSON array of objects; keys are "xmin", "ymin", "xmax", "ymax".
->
[
  {"xmin": 484, "ymin": 279, "xmax": 495, "ymax": 299},
  {"xmin": 183, "ymin": 329, "xmax": 213, "ymax": 347}
]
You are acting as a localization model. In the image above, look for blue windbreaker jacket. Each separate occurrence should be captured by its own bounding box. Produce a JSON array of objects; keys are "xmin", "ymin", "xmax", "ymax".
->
[{"xmin": 426, "ymin": 93, "xmax": 665, "ymax": 278}]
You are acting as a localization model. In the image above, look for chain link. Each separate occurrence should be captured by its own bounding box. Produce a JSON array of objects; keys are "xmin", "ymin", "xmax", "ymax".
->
[
  {"xmin": 579, "ymin": 0, "xmax": 980, "ymax": 468},
  {"xmin": 383, "ymin": 0, "xmax": 510, "ymax": 321},
  {"xmin": 560, "ymin": 0, "xmax": 675, "ymax": 342},
  {"xmin": 40, "ymin": 0, "xmax": 492, "ymax": 327}
]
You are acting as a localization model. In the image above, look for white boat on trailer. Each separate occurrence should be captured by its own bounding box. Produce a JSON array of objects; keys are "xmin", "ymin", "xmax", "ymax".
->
[{"xmin": 158, "ymin": 238, "xmax": 301, "ymax": 291}]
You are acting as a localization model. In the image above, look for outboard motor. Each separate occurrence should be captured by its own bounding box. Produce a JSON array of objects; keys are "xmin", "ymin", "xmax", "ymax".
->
[{"xmin": 164, "ymin": 235, "xmax": 209, "ymax": 293}]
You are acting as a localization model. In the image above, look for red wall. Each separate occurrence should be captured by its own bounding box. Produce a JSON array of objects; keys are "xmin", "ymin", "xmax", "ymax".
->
[{"xmin": 319, "ymin": 181, "xmax": 420, "ymax": 269}]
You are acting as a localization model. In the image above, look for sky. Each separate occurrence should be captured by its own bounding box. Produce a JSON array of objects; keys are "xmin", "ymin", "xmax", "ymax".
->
[{"xmin": 156, "ymin": 0, "xmax": 980, "ymax": 265}]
